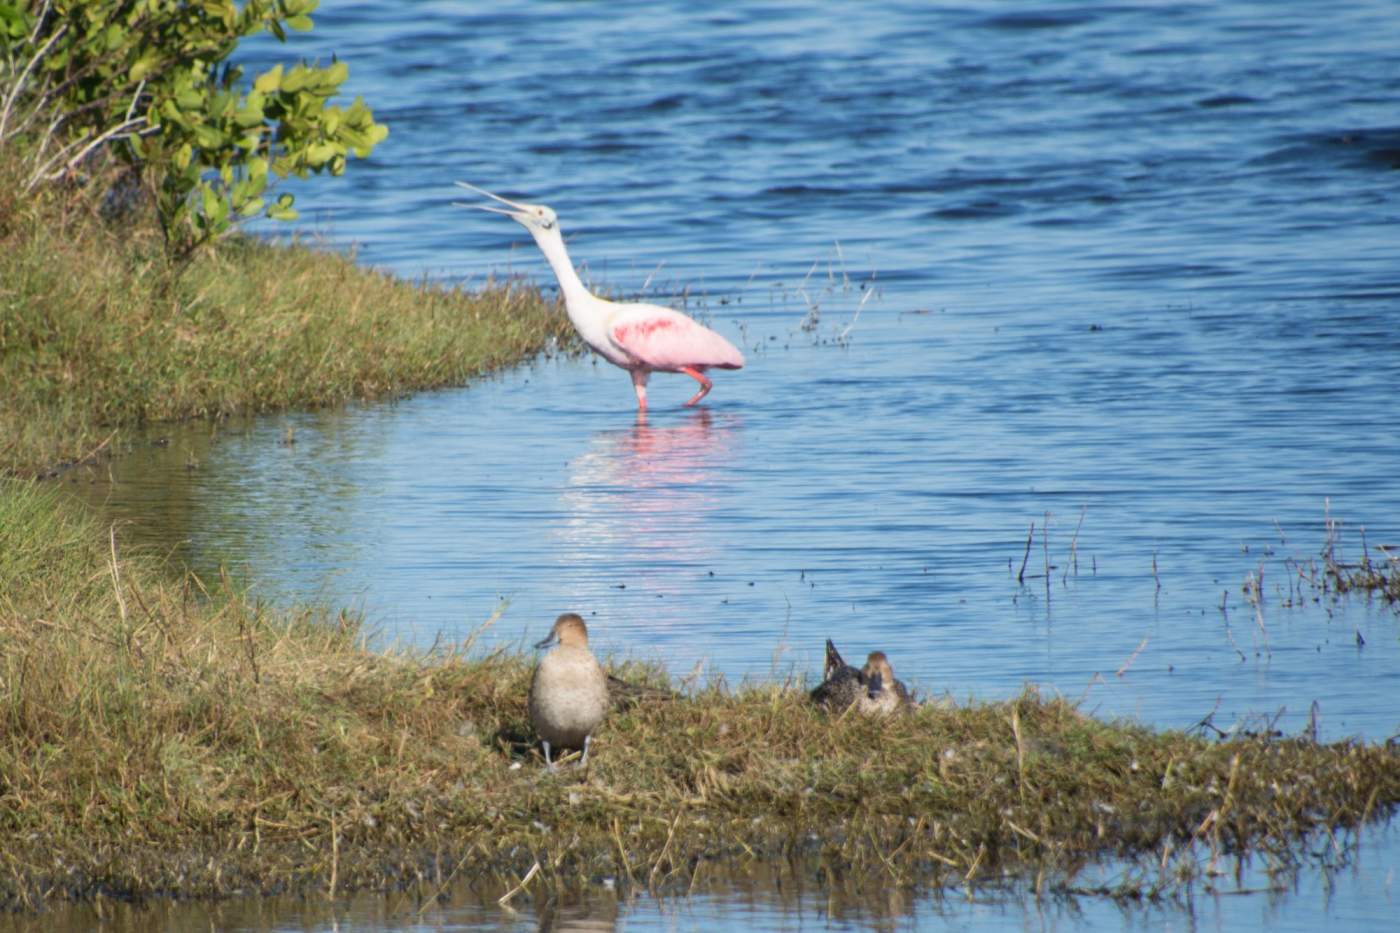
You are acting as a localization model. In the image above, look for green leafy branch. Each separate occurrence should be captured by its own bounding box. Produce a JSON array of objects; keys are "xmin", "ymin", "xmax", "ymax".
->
[{"xmin": 0, "ymin": 0, "xmax": 388, "ymax": 255}]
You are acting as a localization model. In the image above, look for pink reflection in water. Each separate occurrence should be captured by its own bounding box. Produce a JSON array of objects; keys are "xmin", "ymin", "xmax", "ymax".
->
[{"xmin": 555, "ymin": 410, "xmax": 743, "ymax": 623}]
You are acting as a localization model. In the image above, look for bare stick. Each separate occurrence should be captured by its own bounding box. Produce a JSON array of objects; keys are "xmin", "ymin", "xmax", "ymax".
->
[
  {"xmin": 838, "ymin": 281, "xmax": 875, "ymax": 341},
  {"xmin": 497, "ymin": 860, "xmax": 540, "ymax": 908},
  {"xmin": 24, "ymin": 113, "xmax": 148, "ymax": 192},
  {"xmin": 327, "ymin": 814, "xmax": 339, "ymax": 900},
  {"xmin": 1223, "ymin": 622, "xmax": 1246, "ymax": 662},
  {"xmin": 108, "ymin": 525, "xmax": 128, "ymax": 626},
  {"xmin": 1018, "ymin": 522, "xmax": 1035, "ymax": 584},
  {"xmin": 1064, "ymin": 505, "xmax": 1087, "ymax": 582},
  {"xmin": 640, "ymin": 260, "xmax": 665, "ymax": 293},
  {"xmin": 0, "ymin": 15, "xmax": 65, "ymax": 140},
  {"xmin": 71, "ymin": 429, "xmax": 117, "ymax": 468},
  {"xmin": 1042, "ymin": 512, "xmax": 1052, "ymax": 601},
  {"xmin": 1115, "ymin": 636, "xmax": 1150, "ymax": 677},
  {"xmin": 459, "ymin": 599, "xmax": 508, "ymax": 655}
]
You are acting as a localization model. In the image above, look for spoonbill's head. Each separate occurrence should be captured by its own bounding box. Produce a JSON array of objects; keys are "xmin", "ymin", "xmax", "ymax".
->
[{"xmin": 456, "ymin": 181, "xmax": 558, "ymax": 233}]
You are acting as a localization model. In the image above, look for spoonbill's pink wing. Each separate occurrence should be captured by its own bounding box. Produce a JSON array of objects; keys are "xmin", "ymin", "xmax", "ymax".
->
[{"xmin": 607, "ymin": 303, "xmax": 744, "ymax": 372}]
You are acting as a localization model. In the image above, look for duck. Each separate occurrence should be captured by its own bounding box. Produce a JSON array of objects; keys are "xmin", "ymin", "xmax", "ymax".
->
[
  {"xmin": 810, "ymin": 640, "xmax": 914, "ymax": 715},
  {"xmin": 860, "ymin": 650, "xmax": 916, "ymax": 715},
  {"xmin": 809, "ymin": 639, "xmax": 871, "ymax": 711},
  {"xmin": 528, "ymin": 613, "xmax": 609, "ymax": 768}
]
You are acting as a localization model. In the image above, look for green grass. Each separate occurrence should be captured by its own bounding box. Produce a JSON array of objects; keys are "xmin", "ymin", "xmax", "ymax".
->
[
  {"xmin": 0, "ymin": 146, "xmax": 574, "ymax": 478},
  {"xmin": 1, "ymin": 481, "xmax": 1397, "ymax": 911}
]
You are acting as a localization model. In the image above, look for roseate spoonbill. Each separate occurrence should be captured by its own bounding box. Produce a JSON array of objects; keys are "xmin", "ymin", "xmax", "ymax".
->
[{"xmin": 457, "ymin": 182, "xmax": 744, "ymax": 410}]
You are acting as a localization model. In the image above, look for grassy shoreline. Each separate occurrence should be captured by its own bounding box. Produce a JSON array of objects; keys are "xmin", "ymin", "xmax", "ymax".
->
[
  {"xmin": 3, "ymin": 481, "xmax": 1399, "ymax": 912},
  {"xmin": 2, "ymin": 151, "xmax": 1399, "ymax": 914},
  {"xmin": 0, "ymin": 149, "xmax": 574, "ymax": 480}
]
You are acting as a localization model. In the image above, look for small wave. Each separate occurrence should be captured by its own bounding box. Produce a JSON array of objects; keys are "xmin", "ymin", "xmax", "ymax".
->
[
  {"xmin": 979, "ymin": 10, "xmax": 1098, "ymax": 31},
  {"xmin": 1196, "ymin": 93, "xmax": 1258, "ymax": 108},
  {"xmin": 928, "ymin": 201, "xmax": 1022, "ymax": 220},
  {"xmin": 1254, "ymin": 127, "xmax": 1400, "ymax": 171}
]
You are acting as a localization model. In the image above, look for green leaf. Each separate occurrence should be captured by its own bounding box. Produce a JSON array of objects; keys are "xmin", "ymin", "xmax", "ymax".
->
[
  {"xmin": 282, "ymin": 66, "xmax": 307, "ymax": 93},
  {"xmin": 194, "ymin": 124, "xmax": 227, "ymax": 148},
  {"xmin": 0, "ymin": 5, "xmax": 29, "ymax": 40},
  {"xmin": 324, "ymin": 60, "xmax": 348, "ymax": 87},
  {"xmin": 129, "ymin": 52, "xmax": 158, "ymax": 83},
  {"xmin": 234, "ymin": 98, "xmax": 265, "ymax": 128},
  {"xmin": 176, "ymin": 88, "xmax": 205, "ymax": 110},
  {"xmin": 267, "ymin": 193, "xmax": 298, "ymax": 221},
  {"xmin": 253, "ymin": 64, "xmax": 283, "ymax": 93},
  {"xmin": 305, "ymin": 142, "xmax": 337, "ymax": 165}
]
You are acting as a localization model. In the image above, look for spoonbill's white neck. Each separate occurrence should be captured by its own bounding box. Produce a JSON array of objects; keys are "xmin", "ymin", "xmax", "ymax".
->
[{"xmin": 525, "ymin": 224, "xmax": 592, "ymax": 311}]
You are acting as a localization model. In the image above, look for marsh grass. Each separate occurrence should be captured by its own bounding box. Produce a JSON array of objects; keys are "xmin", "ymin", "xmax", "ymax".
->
[
  {"xmin": 1320, "ymin": 509, "xmax": 1400, "ymax": 607},
  {"xmin": 0, "ymin": 146, "xmax": 575, "ymax": 478},
  {"xmin": 2, "ymin": 482, "xmax": 1397, "ymax": 912},
  {"xmin": 1253, "ymin": 506, "xmax": 1400, "ymax": 613}
]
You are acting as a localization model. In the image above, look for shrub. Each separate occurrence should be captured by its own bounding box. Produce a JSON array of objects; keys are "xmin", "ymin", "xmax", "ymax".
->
[{"xmin": 0, "ymin": 0, "xmax": 387, "ymax": 255}]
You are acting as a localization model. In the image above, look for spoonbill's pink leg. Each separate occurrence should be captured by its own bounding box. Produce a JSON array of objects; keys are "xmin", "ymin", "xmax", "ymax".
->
[
  {"xmin": 631, "ymin": 370, "xmax": 650, "ymax": 411},
  {"xmin": 679, "ymin": 366, "xmax": 713, "ymax": 407}
]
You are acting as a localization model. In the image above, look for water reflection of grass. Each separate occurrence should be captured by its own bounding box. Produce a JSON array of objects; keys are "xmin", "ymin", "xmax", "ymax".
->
[{"xmin": 2, "ymin": 482, "xmax": 1397, "ymax": 912}]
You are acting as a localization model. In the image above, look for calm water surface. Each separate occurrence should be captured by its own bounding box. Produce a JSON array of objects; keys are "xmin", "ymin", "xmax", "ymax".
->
[{"xmin": 66, "ymin": 0, "xmax": 1400, "ymax": 928}]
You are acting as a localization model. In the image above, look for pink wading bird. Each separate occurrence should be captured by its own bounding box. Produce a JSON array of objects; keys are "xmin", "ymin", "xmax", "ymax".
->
[{"xmin": 457, "ymin": 182, "xmax": 744, "ymax": 410}]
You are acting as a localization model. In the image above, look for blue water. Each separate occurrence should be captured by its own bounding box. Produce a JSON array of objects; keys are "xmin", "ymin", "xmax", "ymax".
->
[{"xmin": 70, "ymin": 0, "xmax": 1400, "ymax": 928}]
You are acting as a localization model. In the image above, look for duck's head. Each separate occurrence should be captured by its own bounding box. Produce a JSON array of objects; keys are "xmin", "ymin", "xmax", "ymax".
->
[
  {"xmin": 862, "ymin": 651, "xmax": 895, "ymax": 697},
  {"xmin": 535, "ymin": 612, "xmax": 589, "ymax": 650}
]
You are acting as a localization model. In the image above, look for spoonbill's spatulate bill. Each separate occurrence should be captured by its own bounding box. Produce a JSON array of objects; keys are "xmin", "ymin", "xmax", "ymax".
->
[{"xmin": 457, "ymin": 182, "xmax": 744, "ymax": 411}]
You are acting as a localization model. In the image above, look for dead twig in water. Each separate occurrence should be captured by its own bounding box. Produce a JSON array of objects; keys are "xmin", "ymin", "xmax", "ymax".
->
[
  {"xmin": 1042, "ymin": 513, "xmax": 1052, "ymax": 603},
  {"xmin": 496, "ymin": 860, "xmax": 540, "ymax": 909},
  {"xmin": 1018, "ymin": 522, "xmax": 1035, "ymax": 585},
  {"xmin": 1064, "ymin": 505, "xmax": 1087, "ymax": 582},
  {"xmin": 1116, "ymin": 636, "xmax": 1150, "ymax": 678}
]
